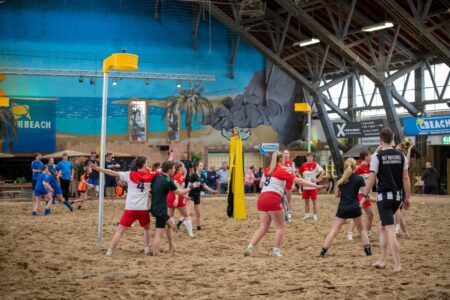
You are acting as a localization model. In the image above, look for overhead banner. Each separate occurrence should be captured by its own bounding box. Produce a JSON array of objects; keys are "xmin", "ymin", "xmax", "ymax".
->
[
  {"xmin": 261, "ymin": 143, "xmax": 279, "ymax": 152},
  {"xmin": 403, "ymin": 115, "xmax": 450, "ymax": 135},
  {"xmin": 3, "ymin": 99, "xmax": 56, "ymax": 153},
  {"xmin": 333, "ymin": 119, "xmax": 385, "ymax": 138}
]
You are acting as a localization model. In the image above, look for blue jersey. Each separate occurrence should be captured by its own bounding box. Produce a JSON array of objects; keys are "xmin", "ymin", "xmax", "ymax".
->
[
  {"xmin": 46, "ymin": 173, "xmax": 62, "ymax": 195},
  {"xmin": 47, "ymin": 164, "xmax": 57, "ymax": 173},
  {"xmin": 31, "ymin": 160, "xmax": 44, "ymax": 181},
  {"xmin": 34, "ymin": 172, "xmax": 48, "ymax": 192},
  {"xmin": 56, "ymin": 161, "xmax": 72, "ymax": 180}
]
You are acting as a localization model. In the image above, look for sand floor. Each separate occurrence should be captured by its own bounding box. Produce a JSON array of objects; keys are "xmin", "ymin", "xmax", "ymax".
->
[{"xmin": 0, "ymin": 194, "xmax": 449, "ymax": 299}]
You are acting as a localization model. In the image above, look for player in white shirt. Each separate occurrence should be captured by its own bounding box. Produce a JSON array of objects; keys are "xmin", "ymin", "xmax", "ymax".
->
[
  {"xmin": 298, "ymin": 152, "xmax": 324, "ymax": 221},
  {"xmin": 89, "ymin": 157, "xmax": 159, "ymax": 256}
]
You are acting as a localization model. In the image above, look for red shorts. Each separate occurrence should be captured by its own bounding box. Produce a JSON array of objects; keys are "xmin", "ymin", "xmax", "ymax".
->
[
  {"xmin": 167, "ymin": 193, "xmax": 186, "ymax": 209},
  {"xmin": 357, "ymin": 193, "xmax": 372, "ymax": 208},
  {"xmin": 285, "ymin": 181, "xmax": 293, "ymax": 190},
  {"xmin": 119, "ymin": 210, "xmax": 150, "ymax": 227},
  {"xmin": 257, "ymin": 192, "xmax": 283, "ymax": 211},
  {"xmin": 302, "ymin": 189, "xmax": 318, "ymax": 201}
]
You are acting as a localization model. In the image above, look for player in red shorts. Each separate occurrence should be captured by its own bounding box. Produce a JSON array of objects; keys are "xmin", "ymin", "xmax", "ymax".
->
[
  {"xmin": 282, "ymin": 150, "xmax": 296, "ymax": 221},
  {"xmin": 168, "ymin": 163, "xmax": 193, "ymax": 237},
  {"xmin": 298, "ymin": 152, "xmax": 324, "ymax": 221},
  {"xmin": 347, "ymin": 151, "xmax": 374, "ymax": 240},
  {"xmin": 244, "ymin": 152, "xmax": 324, "ymax": 257},
  {"xmin": 89, "ymin": 157, "xmax": 158, "ymax": 256}
]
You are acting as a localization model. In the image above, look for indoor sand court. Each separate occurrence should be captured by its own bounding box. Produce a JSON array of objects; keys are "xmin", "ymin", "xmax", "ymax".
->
[{"xmin": 0, "ymin": 195, "xmax": 449, "ymax": 299}]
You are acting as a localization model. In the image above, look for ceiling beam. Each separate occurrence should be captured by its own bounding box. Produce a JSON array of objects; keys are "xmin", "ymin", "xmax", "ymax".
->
[
  {"xmin": 276, "ymin": 0, "xmax": 385, "ymax": 85},
  {"xmin": 375, "ymin": 0, "xmax": 450, "ymax": 67},
  {"xmin": 390, "ymin": 86, "xmax": 419, "ymax": 116},
  {"xmin": 203, "ymin": 3, "xmax": 316, "ymax": 93}
]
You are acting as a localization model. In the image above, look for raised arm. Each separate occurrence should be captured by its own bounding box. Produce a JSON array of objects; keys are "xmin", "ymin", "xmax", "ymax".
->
[
  {"xmin": 89, "ymin": 162, "xmax": 121, "ymax": 178},
  {"xmin": 293, "ymin": 177, "xmax": 323, "ymax": 189}
]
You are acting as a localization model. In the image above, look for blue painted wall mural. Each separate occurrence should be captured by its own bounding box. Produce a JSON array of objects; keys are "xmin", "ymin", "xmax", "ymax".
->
[{"xmin": 0, "ymin": 0, "xmax": 306, "ymax": 154}]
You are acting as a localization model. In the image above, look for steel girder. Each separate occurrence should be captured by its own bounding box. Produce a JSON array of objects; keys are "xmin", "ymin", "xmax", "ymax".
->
[{"xmin": 376, "ymin": 0, "xmax": 450, "ymax": 67}]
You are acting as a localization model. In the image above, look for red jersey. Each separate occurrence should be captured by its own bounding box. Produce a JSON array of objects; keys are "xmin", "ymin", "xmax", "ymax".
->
[
  {"xmin": 168, "ymin": 172, "xmax": 185, "ymax": 202},
  {"xmin": 355, "ymin": 161, "xmax": 370, "ymax": 175},
  {"xmin": 261, "ymin": 165, "xmax": 296, "ymax": 197}
]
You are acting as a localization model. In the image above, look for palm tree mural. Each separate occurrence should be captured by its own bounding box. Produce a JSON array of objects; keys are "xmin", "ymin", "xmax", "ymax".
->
[
  {"xmin": 0, "ymin": 107, "xmax": 17, "ymax": 148},
  {"xmin": 166, "ymin": 87, "xmax": 214, "ymax": 157}
]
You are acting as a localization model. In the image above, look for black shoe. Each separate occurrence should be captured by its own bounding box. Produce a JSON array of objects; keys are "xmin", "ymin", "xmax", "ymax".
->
[
  {"xmin": 77, "ymin": 205, "xmax": 82, "ymax": 210},
  {"xmin": 197, "ymin": 226, "xmax": 202, "ymax": 231},
  {"xmin": 319, "ymin": 248, "xmax": 328, "ymax": 258},
  {"xmin": 176, "ymin": 220, "xmax": 183, "ymax": 230},
  {"xmin": 364, "ymin": 244, "xmax": 372, "ymax": 256}
]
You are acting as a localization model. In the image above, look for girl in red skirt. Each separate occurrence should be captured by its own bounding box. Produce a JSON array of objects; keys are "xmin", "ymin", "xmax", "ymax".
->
[
  {"xmin": 244, "ymin": 152, "xmax": 324, "ymax": 257},
  {"xmin": 168, "ymin": 163, "xmax": 193, "ymax": 237}
]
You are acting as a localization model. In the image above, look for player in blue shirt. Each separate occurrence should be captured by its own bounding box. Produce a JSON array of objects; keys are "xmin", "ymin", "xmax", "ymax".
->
[
  {"xmin": 31, "ymin": 153, "xmax": 44, "ymax": 202},
  {"xmin": 46, "ymin": 157, "xmax": 57, "ymax": 173},
  {"xmin": 56, "ymin": 153, "xmax": 73, "ymax": 204},
  {"xmin": 47, "ymin": 170, "xmax": 73, "ymax": 212},
  {"xmin": 32, "ymin": 165, "xmax": 53, "ymax": 216}
]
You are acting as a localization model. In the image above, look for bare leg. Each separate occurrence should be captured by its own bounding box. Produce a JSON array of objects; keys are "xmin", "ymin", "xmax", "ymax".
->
[
  {"xmin": 312, "ymin": 200, "xmax": 318, "ymax": 215},
  {"xmin": 354, "ymin": 216, "xmax": 369, "ymax": 246},
  {"xmin": 269, "ymin": 210, "xmax": 286, "ymax": 249},
  {"xmin": 373, "ymin": 222, "xmax": 387, "ymax": 269},
  {"xmin": 152, "ymin": 228, "xmax": 164, "ymax": 256},
  {"xmin": 385, "ymin": 224, "xmax": 402, "ymax": 272},
  {"xmin": 45, "ymin": 194, "xmax": 53, "ymax": 209},
  {"xmin": 322, "ymin": 217, "xmax": 346, "ymax": 249},
  {"xmin": 166, "ymin": 221, "xmax": 175, "ymax": 253},
  {"xmin": 194, "ymin": 204, "xmax": 201, "ymax": 228},
  {"xmin": 285, "ymin": 189, "xmax": 292, "ymax": 212},
  {"xmin": 348, "ymin": 220, "xmax": 356, "ymax": 233},
  {"xmin": 248, "ymin": 211, "xmax": 271, "ymax": 247},
  {"xmin": 32, "ymin": 195, "xmax": 40, "ymax": 212},
  {"xmin": 304, "ymin": 199, "xmax": 310, "ymax": 214},
  {"xmin": 364, "ymin": 206, "xmax": 374, "ymax": 232},
  {"xmin": 108, "ymin": 225, "xmax": 126, "ymax": 252}
]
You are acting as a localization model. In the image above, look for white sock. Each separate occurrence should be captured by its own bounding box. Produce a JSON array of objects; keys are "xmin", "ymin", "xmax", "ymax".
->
[
  {"xmin": 183, "ymin": 220, "xmax": 193, "ymax": 237},
  {"xmin": 314, "ymin": 214, "xmax": 318, "ymax": 218},
  {"xmin": 144, "ymin": 247, "xmax": 150, "ymax": 255},
  {"xmin": 272, "ymin": 247, "xmax": 281, "ymax": 255},
  {"xmin": 305, "ymin": 213, "xmax": 310, "ymax": 218},
  {"xmin": 247, "ymin": 244, "xmax": 254, "ymax": 252},
  {"xmin": 106, "ymin": 249, "xmax": 113, "ymax": 256}
]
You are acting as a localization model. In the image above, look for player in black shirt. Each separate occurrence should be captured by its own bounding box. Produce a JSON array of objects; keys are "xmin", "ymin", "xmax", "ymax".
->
[
  {"xmin": 320, "ymin": 158, "xmax": 371, "ymax": 258},
  {"xmin": 150, "ymin": 161, "xmax": 194, "ymax": 256},
  {"xmin": 188, "ymin": 162, "xmax": 218, "ymax": 231},
  {"xmin": 362, "ymin": 128, "xmax": 411, "ymax": 272}
]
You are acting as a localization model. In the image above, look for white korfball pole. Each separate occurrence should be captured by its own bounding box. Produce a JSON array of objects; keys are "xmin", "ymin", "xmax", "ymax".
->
[
  {"xmin": 307, "ymin": 113, "xmax": 312, "ymax": 152},
  {"xmin": 97, "ymin": 72, "xmax": 109, "ymax": 247},
  {"xmin": 96, "ymin": 53, "xmax": 138, "ymax": 247}
]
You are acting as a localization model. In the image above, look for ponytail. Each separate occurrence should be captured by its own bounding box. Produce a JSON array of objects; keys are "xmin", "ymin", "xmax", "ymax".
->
[
  {"xmin": 336, "ymin": 158, "xmax": 356, "ymax": 187},
  {"xmin": 267, "ymin": 151, "xmax": 282, "ymax": 176}
]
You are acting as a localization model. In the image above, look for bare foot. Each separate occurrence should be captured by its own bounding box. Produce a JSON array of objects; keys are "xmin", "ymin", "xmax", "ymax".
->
[
  {"xmin": 372, "ymin": 261, "xmax": 386, "ymax": 269},
  {"xmin": 393, "ymin": 266, "xmax": 403, "ymax": 273}
]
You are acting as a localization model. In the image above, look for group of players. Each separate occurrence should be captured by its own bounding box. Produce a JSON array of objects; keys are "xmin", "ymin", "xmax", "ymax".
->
[
  {"xmin": 30, "ymin": 127, "xmax": 411, "ymax": 271},
  {"xmin": 246, "ymin": 127, "xmax": 411, "ymax": 272}
]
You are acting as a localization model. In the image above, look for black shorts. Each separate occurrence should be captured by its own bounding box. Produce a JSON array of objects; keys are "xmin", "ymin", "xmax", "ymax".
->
[
  {"xmin": 32, "ymin": 179, "xmax": 37, "ymax": 189},
  {"xmin": 154, "ymin": 215, "xmax": 170, "ymax": 229},
  {"xmin": 377, "ymin": 199, "xmax": 402, "ymax": 226},
  {"xmin": 190, "ymin": 195, "xmax": 201, "ymax": 205},
  {"xmin": 336, "ymin": 207, "xmax": 362, "ymax": 219}
]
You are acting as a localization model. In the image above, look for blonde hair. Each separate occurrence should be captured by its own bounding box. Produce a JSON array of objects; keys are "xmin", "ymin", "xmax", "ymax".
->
[
  {"xmin": 336, "ymin": 158, "xmax": 357, "ymax": 187},
  {"xmin": 267, "ymin": 151, "xmax": 282, "ymax": 176}
]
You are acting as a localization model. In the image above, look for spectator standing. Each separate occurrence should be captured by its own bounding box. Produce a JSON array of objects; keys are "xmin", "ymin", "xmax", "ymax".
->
[
  {"xmin": 206, "ymin": 165, "xmax": 218, "ymax": 191},
  {"xmin": 85, "ymin": 152, "xmax": 100, "ymax": 197},
  {"xmin": 244, "ymin": 165, "xmax": 256, "ymax": 193},
  {"xmin": 255, "ymin": 167, "xmax": 263, "ymax": 193},
  {"xmin": 421, "ymin": 162, "xmax": 439, "ymax": 195},
  {"xmin": 217, "ymin": 162, "xmax": 229, "ymax": 194},
  {"xmin": 105, "ymin": 152, "xmax": 121, "ymax": 204}
]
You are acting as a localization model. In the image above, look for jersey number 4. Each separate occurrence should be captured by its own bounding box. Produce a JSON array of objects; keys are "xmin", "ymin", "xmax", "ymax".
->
[
  {"xmin": 137, "ymin": 180, "xmax": 145, "ymax": 192},
  {"xmin": 264, "ymin": 176, "xmax": 271, "ymax": 186}
]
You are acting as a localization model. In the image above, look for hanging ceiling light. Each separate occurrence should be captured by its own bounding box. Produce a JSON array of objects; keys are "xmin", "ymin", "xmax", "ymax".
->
[
  {"xmin": 89, "ymin": 78, "xmax": 95, "ymax": 85},
  {"xmin": 78, "ymin": 76, "xmax": 84, "ymax": 83},
  {"xmin": 112, "ymin": 78, "xmax": 118, "ymax": 86},
  {"xmin": 293, "ymin": 38, "xmax": 320, "ymax": 47},
  {"xmin": 361, "ymin": 22, "xmax": 394, "ymax": 32},
  {"xmin": 176, "ymin": 81, "xmax": 182, "ymax": 88},
  {"xmin": 145, "ymin": 78, "xmax": 151, "ymax": 86}
]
